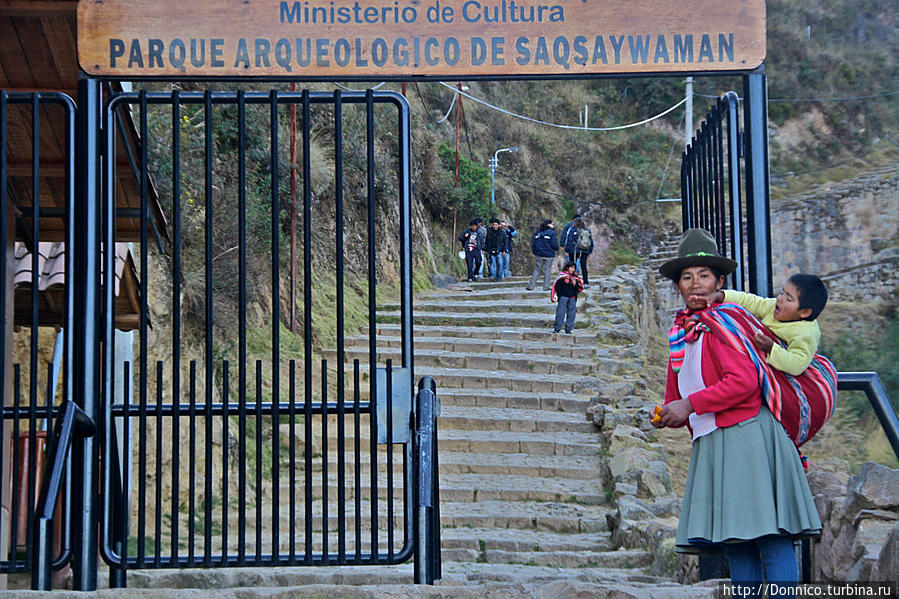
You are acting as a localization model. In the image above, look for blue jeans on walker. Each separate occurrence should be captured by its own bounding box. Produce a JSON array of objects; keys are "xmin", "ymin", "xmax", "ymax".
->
[
  {"xmin": 553, "ymin": 296, "xmax": 577, "ymax": 333},
  {"xmin": 490, "ymin": 253, "xmax": 504, "ymax": 281},
  {"xmin": 724, "ymin": 535, "xmax": 798, "ymax": 598},
  {"xmin": 500, "ymin": 252, "xmax": 510, "ymax": 278}
]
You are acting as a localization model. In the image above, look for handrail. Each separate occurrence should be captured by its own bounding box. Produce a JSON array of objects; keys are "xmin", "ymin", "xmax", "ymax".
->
[
  {"xmin": 31, "ymin": 400, "xmax": 95, "ymax": 590},
  {"xmin": 837, "ymin": 372, "xmax": 899, "ymax": 459},
  {"xmin": 413, "ymin": 376, "xmax": 441, "ymax": 584}
]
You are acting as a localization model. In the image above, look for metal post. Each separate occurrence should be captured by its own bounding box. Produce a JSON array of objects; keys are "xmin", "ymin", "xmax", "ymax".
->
[
  {"xmin": 723, "ymin": 91, "xmax": 744, "ymax": 291},
  {"xmin": 72, "ymin": 75, "xmax": 101, "ymax": 591},
  {"xmin": 490, "ymin": 156, "xmax": 496, "ymax": 206},
  {"xmin": 685, "ymin": 76, "xmax": 693, "ymax": 149},
  {"xmin": 743, "ymin": 66, "xmax": 773, "ymax": 297}
]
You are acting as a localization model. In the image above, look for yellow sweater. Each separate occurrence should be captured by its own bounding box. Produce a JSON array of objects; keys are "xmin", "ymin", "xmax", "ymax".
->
[{"xmin": 722, "ymin": 290, "xmax": 820, "ymax": 376}]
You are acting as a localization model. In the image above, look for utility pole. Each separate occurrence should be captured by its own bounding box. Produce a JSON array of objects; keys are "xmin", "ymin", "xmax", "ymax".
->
[{"xmin": 685, "ymin": 76, "xmax": 694, "ymax": 148}]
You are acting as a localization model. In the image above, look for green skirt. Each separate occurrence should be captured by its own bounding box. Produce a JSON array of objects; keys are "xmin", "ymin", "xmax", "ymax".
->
[{"xmin": 675, "ymin": 405, "xmax": 822, "ymax": 554}]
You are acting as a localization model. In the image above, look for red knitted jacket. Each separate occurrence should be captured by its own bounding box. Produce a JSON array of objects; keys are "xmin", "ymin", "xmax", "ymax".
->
[{"xmin": 664, "ymin": 330, "xmax": 762, "ymax": 430}]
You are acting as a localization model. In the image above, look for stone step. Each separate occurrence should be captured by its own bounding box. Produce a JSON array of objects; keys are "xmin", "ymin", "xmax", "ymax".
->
[
  {"xmin": 439, "ymin": 405, "xmax": 595, "ymax": 433},
  {"xmin": 329, "ymin": 347, "xmax": 597, "ymax": 376},
  {"xmin": 341, "ymin": 334, "xmax": 599, "ymax": 358},
  {"xmin": 386, "ymin": 366, "xmax": 600, "ymax": 393},
  {"xmin": 437, "ymin": 451, "xmax": 599, "ymax": 480},
  {"xmin": 377, "ymin": 310, "xmax": 564, "ymax": 328},
  {"xmin": 419, "ymin": 288, "xmax": 567, "ymax": 302},
  {"xmin": 434, "ymin": 388, "xmax": 593, "ymax": 413},
  {"xmin": 440, "ymin": 527, "xmax": 614, "ymax": 553},
  {"xmin": 380, "ymin": 297, "xmax": 585, "ymax": 314},
  {"xmin": 437, "ymin": 429, "xmax": 601, "ymax": 456},
  {"xmin": 442, "ymin": 547, "xmax": 653, "ymax": 570},
  {"xmin": 15, "ymin": 562, "xmax": 715, "ymax": 597},
  {"xmin": 375, "ymin": 323, "xmax": 599, "ymax": 343},
  {"xmin": 440, "ymin": 499, "xmax": 611, "ymax": 533},
  {"xmin": 437, "ymin": 473, "xmax": 606, "ymax": 505},
  {"xmin": 264, "ymin": 470, "xmax": 603, "ymax": 505}
]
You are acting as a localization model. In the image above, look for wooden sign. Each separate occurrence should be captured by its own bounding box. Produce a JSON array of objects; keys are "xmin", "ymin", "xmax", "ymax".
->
[{"xmin": 78, "ymin": 0, "xmax": 766, "ymax": 78}]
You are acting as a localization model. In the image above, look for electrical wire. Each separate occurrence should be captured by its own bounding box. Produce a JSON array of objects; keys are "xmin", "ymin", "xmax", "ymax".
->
[
  {"xmin": 332, "ymin": 81, "xmax": 386, "ymax": 91},
  {"xmin": 438, "ymin": 81, "xmax": 687, "ymax": 132},
  {"xmin": 696, "ymin": 89, "xmax": 899, "ymax": 102},
  {"xmin": 496, "ymin": 171, "xmax": 571, "ymax": 200},
  {"xmin": 413, "ymin": 83, "xmax": 458, "ymax": 124}
]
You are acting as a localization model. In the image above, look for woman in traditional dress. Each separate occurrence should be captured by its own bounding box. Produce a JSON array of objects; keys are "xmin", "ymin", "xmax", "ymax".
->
[{"xmin": 654, "ymin": 228, "xmax": 821, "ymax": 591}]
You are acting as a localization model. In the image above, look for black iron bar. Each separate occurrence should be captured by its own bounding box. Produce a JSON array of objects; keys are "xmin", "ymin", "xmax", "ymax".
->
[
  {"xmin": 255, "ymin": 361, "xmax": 263, "ymax": 565},
  {"xmin": 103, "ymin": 401, "xmax": 375, "ymax": 421},
  {"xmin": 366, "ymin": 90, "xmax": 379, "ymax": 565},
  {"xmin": 221, "ymin": 361, "xmax": 230, "ymax": 561},
  {"xmin": 353, "ymin": 360, "xmax": 361, "ymax": 562},
  {"xmin": 0, "ymin": 94, "xmax": 7, "ymax": 567},
  {"xmin": 121, "ymin": 363, "xmax": 131, "ymax": 569},
  {"xmin": 188, "ymin": 361, "xmax": 197, "ymax": 564},
  {"xmin": 155, "ymin": 362, "xmax": 164, "ymax": 566},
  {"xmin": 203, "ymin": 90, "xmax": 215, "ymax": 567},
  {"xmin": 27, "ymin": 95, "xmax": 40, "ymax": 570},
  {"xmin": 715, "ymin": 104, "xmax": 727, "ymax": 252},
  {"xmin": 137, "ymin": 90, "xmax": 150, "ymax": 569},
  {"xmin": 302, "ymin": 90, "xmax": 314, "ymax": 566},
  {"xmin": 386, "ymin": 360, "xmax": 394, "ymax": 560},
  {"xmin": 171, "ymin": 91, "xmax": 183, "ymax": 563},
  {"xmin": 397, "ymin": 95, "xmax": 415, "ymax": 559},
  {"xmin": 237, "ymin": 90, "xmax": 248, "ymax": 567},
  {"xmin": 11, "ymin": 367, "xmax": 21, "ymax": 570},
  {"xmin": 321, "ymin": 360, "xmax": 329, "ymax": 564},
  {"xmin": 289, "ymin": 360, "xmax": 297, "ymax": 563},
  {"xmin": 334, "ymin": 89, "xmax": 347, "ymax": 566},
  {"xmin": 724, "ymin": 92, "xmax": 744, "ymax": 291},
  {"xmin": 269, "ymin": 89, "xmax": 281, "ymax": 561}
]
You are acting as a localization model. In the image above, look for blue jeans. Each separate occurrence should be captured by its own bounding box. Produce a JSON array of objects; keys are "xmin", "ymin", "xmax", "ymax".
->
[
  {"xmin": 500, "ymin": 252, "xmax": 510, "ymax": 278},
  {"xmin": 490, "ymin": 253, "xmax": 505, "ymax": 281},
  {"xmin": 724, "ymin": 536, "xmax": 798, "ymax": 598},
  {"xmin": 553, "ymin": 296, "xmax": 577, "ymax": 333}
]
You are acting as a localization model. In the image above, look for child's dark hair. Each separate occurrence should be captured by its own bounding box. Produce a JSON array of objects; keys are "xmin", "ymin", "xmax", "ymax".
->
[{"xmin": 788, "ymin": 273, "xmax": 828, "ymax": 320}]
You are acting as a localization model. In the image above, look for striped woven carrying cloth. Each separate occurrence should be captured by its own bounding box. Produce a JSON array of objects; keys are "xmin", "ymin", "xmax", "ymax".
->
[{"xmin": 697, "ymin": 303, "xmax": 838, "ymax": 447}]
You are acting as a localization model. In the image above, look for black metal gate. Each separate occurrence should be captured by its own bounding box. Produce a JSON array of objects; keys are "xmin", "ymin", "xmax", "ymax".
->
[
  {"xmin": 0, "ymin": 91, "xmax": 77, "ymax": 576},
  {"xmin": 680, "ymin": 71, "xmax": 773, "ymax": 296},
  {"xmin": 94, "ymin": 88, "xmax": 437, "ymax": 580}
]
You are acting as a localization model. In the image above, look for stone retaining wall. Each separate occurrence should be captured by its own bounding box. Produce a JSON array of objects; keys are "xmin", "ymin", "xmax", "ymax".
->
[{"xmin": 771, "ymin": 165, "xmax": 899, "ymax": 302}]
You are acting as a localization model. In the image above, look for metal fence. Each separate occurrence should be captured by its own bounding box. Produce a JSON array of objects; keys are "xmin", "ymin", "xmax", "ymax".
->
[
  {"xmin": 0, "ymin": 91, "xmax": 76, "ymax": 576},
  {"xmin": 98, "ymin": 89, "xmax": 424, "ymax": 574},
  {"xmin": 680, "ymin": 91, "xmax": 745, "ymax": 291},
  {"xmin": 1, "ymin": 87, "xmax": 441, "ymax": 589}
]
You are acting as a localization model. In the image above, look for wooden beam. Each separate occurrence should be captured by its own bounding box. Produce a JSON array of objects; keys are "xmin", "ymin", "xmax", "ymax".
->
[
  {"xmin": 5, "ymin": 161, "xmax": 66, "ymax": 177},
  {"xmin": 0, "ymin": 87, "xmax": 77, "ymax": 96},
  {"xmin": 0, "ymin": 1, "xmax": 76, "ymax": 18}
]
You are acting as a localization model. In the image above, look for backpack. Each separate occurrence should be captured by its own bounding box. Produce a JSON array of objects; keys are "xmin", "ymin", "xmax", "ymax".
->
[{"xmin": 576, "ymin": 227, "xmax": 592, "ymax": 250}]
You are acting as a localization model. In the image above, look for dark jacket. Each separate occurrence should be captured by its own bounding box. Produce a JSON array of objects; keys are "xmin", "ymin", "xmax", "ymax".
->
[
  {"xmin": 531, "ymin": 227, "xmax": 559, "ymax": 257},
  {"xmin": 565, "ymin": 226, "xmax": 594, "ymax": 256},
  {"xmin": 485, "ymin": 227, "xmax": 505, "ymax": 254},
  {"xmin": 459, "ymin": 229, "xmax": 479, "ymax": 250},
  {"xmin": 503, "ymin": 225, "xmax": 517, "ymax": 252},
  {"xmin": 551, "ymin": 271, "xmax": 584, "ymax": 301}
]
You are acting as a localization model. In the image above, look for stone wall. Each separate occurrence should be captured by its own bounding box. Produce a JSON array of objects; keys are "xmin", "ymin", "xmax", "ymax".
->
[{"xmin": 770, "ymin": 165, "xmax": 899, "ymax": 302}]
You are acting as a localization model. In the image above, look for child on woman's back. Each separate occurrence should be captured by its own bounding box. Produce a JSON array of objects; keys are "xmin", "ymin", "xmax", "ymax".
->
[{"xmin": 699, "ymin": 273, "xmax": 828, "ymax": 376}]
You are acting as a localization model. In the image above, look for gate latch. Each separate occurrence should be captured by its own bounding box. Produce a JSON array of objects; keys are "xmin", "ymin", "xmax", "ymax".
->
[{"xmin": 376, "ymin": 366, "xmax": 412, "ymax": 444}]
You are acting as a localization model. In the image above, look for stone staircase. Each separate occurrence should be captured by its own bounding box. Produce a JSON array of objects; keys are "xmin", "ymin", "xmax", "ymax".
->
[{"xmin": 3, "ymin": 274, "xmax": 715, "ymax": 598}]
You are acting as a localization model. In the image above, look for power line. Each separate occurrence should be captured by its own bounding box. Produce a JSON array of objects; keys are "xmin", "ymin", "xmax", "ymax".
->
[
  {"xmin": 438, "ymin": 81, "xmax": 686, "ymax": 132},
  {"xmin": 696, "ymin": 89, "xmax": 899, "ymax": 102},
  {"xmin": 496, "ymin": 171, "xmax": 571, "ymax": 200}
]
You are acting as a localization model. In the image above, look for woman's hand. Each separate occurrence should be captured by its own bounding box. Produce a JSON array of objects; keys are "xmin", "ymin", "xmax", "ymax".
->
[
  {"xmin": 686, "ymin": 290, "xmax": 724, "ymax": 308},
  {"xmin": 660, "ymin": 398, "xmax": 693, "ymax": 427}
]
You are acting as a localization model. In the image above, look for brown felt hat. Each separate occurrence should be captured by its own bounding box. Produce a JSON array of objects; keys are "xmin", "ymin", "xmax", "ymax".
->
[{"xmin": 659, "ymin": 228, "xmax": 738, "ymax": 280}]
